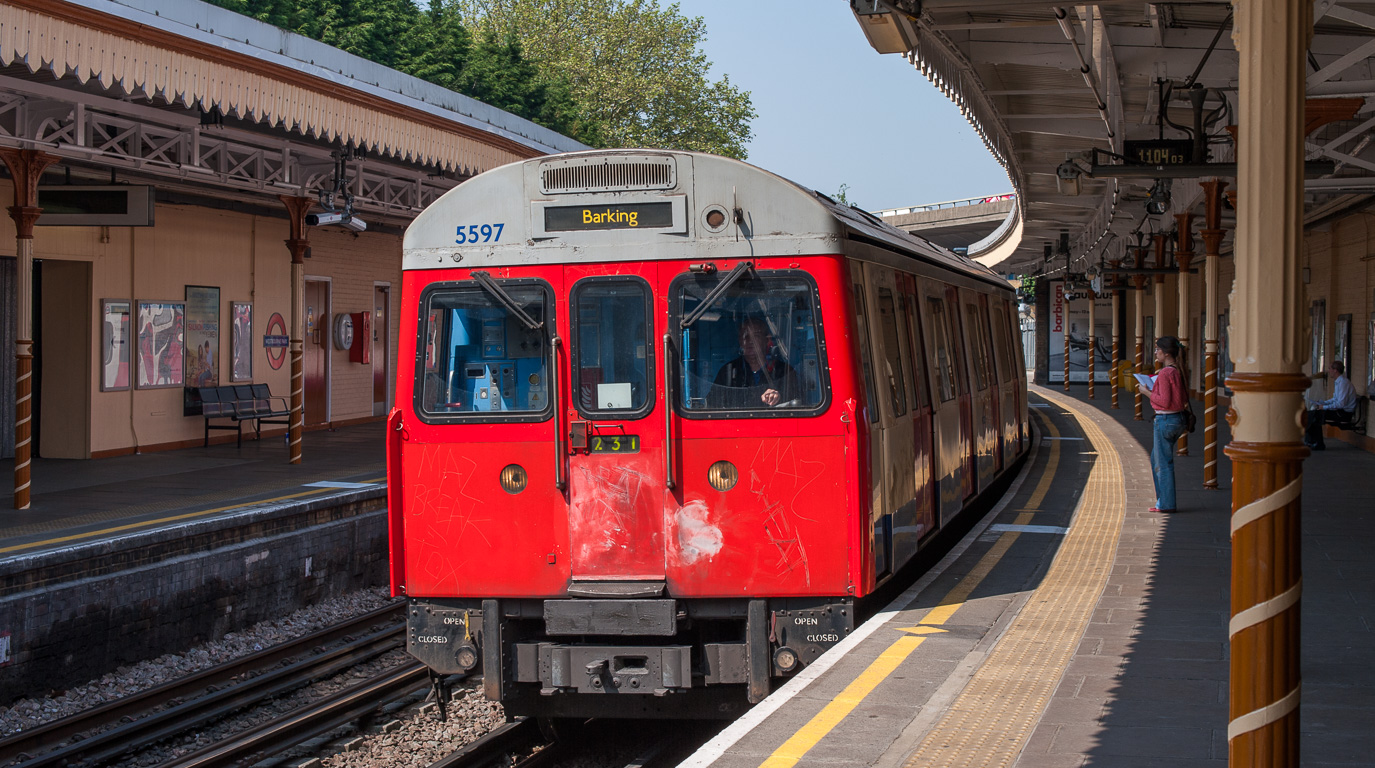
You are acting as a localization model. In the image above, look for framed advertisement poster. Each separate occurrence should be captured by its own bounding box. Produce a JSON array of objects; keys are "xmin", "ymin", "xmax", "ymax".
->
[
  {"xmin": 101, "ymin": 300, "xmax": 131, "ymax": 391},
  {"xmin": 136, "ymin": 301, "xmax": 185, "ymax": 389},
  {"xmin": 185, "ymin": 285, "xmax": 220, "ymax": 387},
  {"xmin": 230, "ymin": 302, "xmax": 253, "ymax": 382},
  {"xmin": 1335, "ymin": 314, "xmax": 1352, "ymax": 371}
]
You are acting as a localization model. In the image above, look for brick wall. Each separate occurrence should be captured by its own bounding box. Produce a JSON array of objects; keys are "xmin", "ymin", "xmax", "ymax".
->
[{"xmin": 0, "ymin": 489, "xmax": 386, "ymax": 704}]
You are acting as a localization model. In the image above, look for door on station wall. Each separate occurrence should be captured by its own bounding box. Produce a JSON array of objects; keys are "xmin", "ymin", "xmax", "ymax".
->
[
  {"xmin": 304, "ymin": 279, "xmax": 329, "ymax": 426},
  {"xmin": 38, "ymin": 260, "xmax": 92, "ymax": 458},
  {"xmin": 373, "ymin": 286, "xmax": 390, "ymax": 416}
]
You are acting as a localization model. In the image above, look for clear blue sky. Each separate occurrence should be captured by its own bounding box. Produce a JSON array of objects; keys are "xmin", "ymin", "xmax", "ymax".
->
[{"xmin": 675, "ymin": 1, "xmax": 1012, "ymax": 212}]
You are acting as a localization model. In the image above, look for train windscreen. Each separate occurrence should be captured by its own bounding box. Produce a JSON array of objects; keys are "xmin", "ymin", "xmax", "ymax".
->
[
  {"xmin": 674, "ymin": 272, "xmax": 827, "ymax": 415},
  {"xmin": 416, "ymin": 281, "xmax": 552, "ymax": 421}
]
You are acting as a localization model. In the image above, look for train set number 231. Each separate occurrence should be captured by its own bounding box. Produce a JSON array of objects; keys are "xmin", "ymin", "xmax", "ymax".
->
[{"xmin": 590, "ymin": 435, "xmax": 640, "ymax": 453}]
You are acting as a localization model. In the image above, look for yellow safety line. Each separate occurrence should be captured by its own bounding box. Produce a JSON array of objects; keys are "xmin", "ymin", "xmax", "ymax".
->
[
  {"xmin": 0, "ymin": 482, "xmax": 373, "ymax": 556},
  {"xmin": 758, "ymin": 407, "xmax": 1062, "ymax": 768}
]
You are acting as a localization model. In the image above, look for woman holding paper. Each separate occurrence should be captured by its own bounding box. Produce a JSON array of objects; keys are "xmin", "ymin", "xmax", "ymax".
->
[{"xmin": 1138, "ymin": 336, "xmax": 1190, "ymax": 512}]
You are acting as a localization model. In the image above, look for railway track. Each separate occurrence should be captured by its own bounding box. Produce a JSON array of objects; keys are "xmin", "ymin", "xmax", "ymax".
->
[{"xmin": 0, "ymin": 603, "xmax": 413, "ymax": 768}]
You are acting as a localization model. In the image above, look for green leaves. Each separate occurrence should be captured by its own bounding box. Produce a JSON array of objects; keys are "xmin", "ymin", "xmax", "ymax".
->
[
  {"xmin": 457, "ymin": 0, "xmax": 755, "ymax": 158},
  {"xmin": 204, "ymin": 0, "xmax": 754, "ymax": 157}
]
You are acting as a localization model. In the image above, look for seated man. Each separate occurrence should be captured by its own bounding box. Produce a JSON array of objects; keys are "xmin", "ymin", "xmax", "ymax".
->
[
  {"xmin": 1305, "ymin": 360, "xmax": 1358, "ymax": 450},
  {"xmin": 707, "ymin": 317, "xmax": 802, "ymax": 409}
]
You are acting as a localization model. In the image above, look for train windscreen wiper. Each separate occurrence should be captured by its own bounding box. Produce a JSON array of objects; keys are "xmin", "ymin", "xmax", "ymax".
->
[
  {"xmin": 680, "ymin": 261, "xmax": 755, "ymax": 328},
  {"xmin": 471, "ymin": 271, "xmax": 543, "ymax": 331}
]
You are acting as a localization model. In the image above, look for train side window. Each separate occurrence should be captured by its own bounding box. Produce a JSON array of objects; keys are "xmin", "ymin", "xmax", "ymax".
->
[
  {"xmin": 414, "ymin": 280, "xmax": 553, "ymax": 422},
  {"xmin": 965, "ymin": 303, "xmax": 989, "ymax": 390},
  {"xmin": 672, "ymin": 270, "xmax": 829, "ymax": 417},
  {"xmin": 990, "ymin": 301, "xmax": 1015, "ymax": 384},
  {"xmin": 877, "ymin": 288, "xmax": 908, "ymax": 417},
  {"xmin": 571, "ymin": 278, "xmax": 653, "ymax": 418},
  {"xmin": 898, "ymin": 293, "xmax": 926, "ymax": 409},
  {"xmin": 851, "ymin": 273, "xmax": 879, "ymax": 423},
  {"xmin": 926, "ymin": 296, "xmax": 957, "ymax": 402}
]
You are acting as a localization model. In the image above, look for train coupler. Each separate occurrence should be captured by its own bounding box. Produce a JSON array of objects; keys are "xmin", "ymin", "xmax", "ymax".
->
[{"xmin": 429, "ymin": 670, "xmax": 450, "ymax": 722}]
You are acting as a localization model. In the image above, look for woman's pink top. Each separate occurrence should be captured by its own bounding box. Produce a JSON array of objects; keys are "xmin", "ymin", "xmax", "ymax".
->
[{"xmin": 1150, "ymin": 365, "xmax": 1188, "ymax": 413}]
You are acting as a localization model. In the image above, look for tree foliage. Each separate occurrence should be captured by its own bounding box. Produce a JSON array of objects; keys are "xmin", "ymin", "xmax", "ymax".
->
[
  {"xmin": 204, "ymin": 0, "xmax": 596, "ymax": 144},
  {"xmin": 454, "ymin": 0, "xmax": 755, "ymax": 158}
]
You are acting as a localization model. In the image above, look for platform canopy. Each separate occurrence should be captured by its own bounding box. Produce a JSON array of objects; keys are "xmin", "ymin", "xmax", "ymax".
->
[
  {"xmin": 0, "ymin": 0, "xmax": 587, "ymax": 224},
  {"xmin": 852, "ymin": 0, "xmax": 1375, "ymax": 275}
]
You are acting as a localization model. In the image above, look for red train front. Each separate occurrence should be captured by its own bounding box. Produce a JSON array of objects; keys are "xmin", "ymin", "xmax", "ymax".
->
[{"xmin": 388, "ymin": 150, "xmax": 1026, "ymax": 719}]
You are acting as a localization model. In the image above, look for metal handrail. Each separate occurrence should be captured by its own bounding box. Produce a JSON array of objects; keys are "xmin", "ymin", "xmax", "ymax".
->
[
  {"xmin": 663, "ymin": 333, "xmax": 675, "ymax": 490},
  {"xmin": 551, "ymin": 335, "xmax": 566, "ymax": 491}
]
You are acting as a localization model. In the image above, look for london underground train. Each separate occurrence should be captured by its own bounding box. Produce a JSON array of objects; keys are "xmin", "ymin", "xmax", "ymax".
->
[{"xmin": 387, "ymin": 149, "xmax": 1028, "ymax": 719}]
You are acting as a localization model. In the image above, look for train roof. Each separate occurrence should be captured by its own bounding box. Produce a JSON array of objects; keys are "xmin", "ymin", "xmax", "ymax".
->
[{"xmin": 403, "ymin": 149, "xmax": 1012, "ymax": 291}]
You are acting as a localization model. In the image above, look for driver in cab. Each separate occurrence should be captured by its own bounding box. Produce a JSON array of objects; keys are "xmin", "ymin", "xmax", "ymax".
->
[{"xmin": 708, "ymin": 316, "xmax": 802, "ymax": 409}]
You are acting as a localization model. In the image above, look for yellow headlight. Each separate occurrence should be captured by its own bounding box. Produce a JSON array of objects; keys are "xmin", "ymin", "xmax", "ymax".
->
[
  {"xmin": 708, "ymin": 460, "xmax": 738, "ymax": 492},
  {"xmin": 500, "ymin": 464, "xmax": 528, "ymax": 494}
]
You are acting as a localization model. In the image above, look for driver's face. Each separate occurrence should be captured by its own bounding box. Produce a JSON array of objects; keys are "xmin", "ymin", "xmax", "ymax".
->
[{"xmin": 740, "ymin": 326, "xmax": 770, "ymax": 362}]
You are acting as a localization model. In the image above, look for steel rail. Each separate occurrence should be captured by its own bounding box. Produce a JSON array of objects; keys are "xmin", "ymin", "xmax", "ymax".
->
[
  {"xmin": 161, "ymin": 662, "xmax": 430, "ymax": 768},
  {"xmin": 11, "ymin": 627, "xmax": 404, "ymax": 768},
  {"xmin": 0, "ymin": 602, "xmax": 402, "ymax": 765}
]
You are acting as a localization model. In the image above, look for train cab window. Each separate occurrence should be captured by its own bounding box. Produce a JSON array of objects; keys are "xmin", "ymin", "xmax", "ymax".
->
[
  {"xmin": 673, "ymin": 271, "xmax": 828, "ymax": 416},
  {"xmin": 965, "ymin": 303, "xmax": 990, "ymax": 390},
  {"xmin": 877, "ymin": 288, "xmax": 908, "ymax": 417},
  {"xmin": 926, "ymin": 296, "xmax": 957, "ymax": 402},
  {"xmin": 415, "ymin": 281, "xmax": 553, "ymax": 421},
  {"xmin": 571, "ymin": 278, "xmax": 653, "ymax": 417}
]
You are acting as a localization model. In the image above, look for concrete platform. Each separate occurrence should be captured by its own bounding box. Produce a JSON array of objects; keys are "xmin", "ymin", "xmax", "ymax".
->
[
  {"xmin": 0, "ymin": 423, "xmax": 388, "ymax": 703},
  {"xmin": 0, "ymin": 422, "xmax": 384, "ymax": 556},
  {"xmin": 681, "ymin": 384, "xmax": 1374, "ymax": 768}
]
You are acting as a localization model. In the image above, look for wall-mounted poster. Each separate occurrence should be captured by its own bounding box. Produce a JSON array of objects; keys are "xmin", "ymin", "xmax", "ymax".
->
[
  {"xmin": 101, "ymin": 300, "xmax": 131, "ymax": 391},
  {"xmin": 136, "ymin": 301, "xmax": 185, "ymax": 389},
  {"xmin": 1047, "ymin": 280, "xmax": 1112, "ymax": 383},
  {"xmin": 1335, "ymin": 314, "xmax": 1352, "ymax": 372},
  {"xmin": 185, "ymin": 285, "xmax": 220, "ymax": 387},
  {"xmin": 231, "ymin": 302, "xmax": 253, "ymax": 382}
]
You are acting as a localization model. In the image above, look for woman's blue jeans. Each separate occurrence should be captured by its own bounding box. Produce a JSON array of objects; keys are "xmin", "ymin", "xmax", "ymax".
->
[{"xmin": 1151, "ymin": 412, "xmax": 1189, "ymax": 510}]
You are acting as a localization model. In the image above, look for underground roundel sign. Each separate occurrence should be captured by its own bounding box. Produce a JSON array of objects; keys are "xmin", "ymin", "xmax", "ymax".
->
[{"xmin": 264, "ymin": 313, "xmax": 288, "ymax": 370}]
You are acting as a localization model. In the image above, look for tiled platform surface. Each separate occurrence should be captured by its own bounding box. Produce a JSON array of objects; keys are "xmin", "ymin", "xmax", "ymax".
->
[
  {"xmin": 687, "ymin": 383, "xmax": 1374, "ymax": 768},
  {"xmin": 0, "ymin": 423, "xmax": 384, "ymax": 556},
  {"xmin": 1023, "ymin": 385, "xmax": 1373, "ymax": 767}
]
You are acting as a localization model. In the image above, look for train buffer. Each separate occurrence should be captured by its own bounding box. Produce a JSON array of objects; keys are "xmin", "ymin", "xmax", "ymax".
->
[{"xmin": 680, "ymin": 384, "xmax": 1375, "ymax": 768}]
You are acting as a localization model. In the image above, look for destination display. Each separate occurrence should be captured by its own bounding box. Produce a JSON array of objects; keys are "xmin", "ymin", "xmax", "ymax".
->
[{"xmin": 544, "ymin": 202, "xmax": 674, "ymax": 231}]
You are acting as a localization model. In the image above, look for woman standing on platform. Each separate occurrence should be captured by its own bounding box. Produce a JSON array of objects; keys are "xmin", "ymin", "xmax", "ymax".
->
[{"xmin": 1139, "ymin": 336, "xmax": 1190, "ymax": 513}]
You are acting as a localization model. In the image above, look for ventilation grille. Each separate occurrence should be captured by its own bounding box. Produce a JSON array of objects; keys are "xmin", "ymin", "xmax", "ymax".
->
[{"xmin": 540, "ymin": 157, "xmax": 676, "ymax": 194}]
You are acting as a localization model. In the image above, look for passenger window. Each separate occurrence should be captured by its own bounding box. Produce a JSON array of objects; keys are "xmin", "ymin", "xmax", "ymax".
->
[
  {"xmin": 852, "ymin": 281, "xmax": 879, "ymax": 423},
  {"xmin": 966, "ymin": 303, "xmax": 989, "ymax": 390},
  {"xmin": 991, "ymin": 302, "xmax": 1015, "ymax": 383},
  {"xmin": 926, "ymin": 296, "xmax": 957, "ymax": 402},
  {"xmin": 904, "ymin": 293, "xmax": 930, "ymax": 409},
  {"xmin": 674, "ymin": 271, "xmax": 827, "ymax": 415},
  {"xmin": 898, "ymin": 293, "xmax": 925, "ymax": 409},
  {"xmin": 417, "ymin": 282, "xmax": 551, "ymax": 420},
  {"xmin": 572, "ymin": 279, "xmax": 653, "ymax": 417},
  {"xmin": 877, "ymin": 288, "xmax": 908, "ymax": 417}
]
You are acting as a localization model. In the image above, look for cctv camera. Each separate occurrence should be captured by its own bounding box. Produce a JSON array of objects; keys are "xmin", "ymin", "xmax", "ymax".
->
[
  {"xmin": 305, "ymin": 210, "xmax": 368, "ymax": 232},
  {"xmin": 340, "ymin": 216, "xmax": 367, "ymax": 233},
  {"xmin": 306, "ymin": 211, "xmax": 346, "ymax": 226}
]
